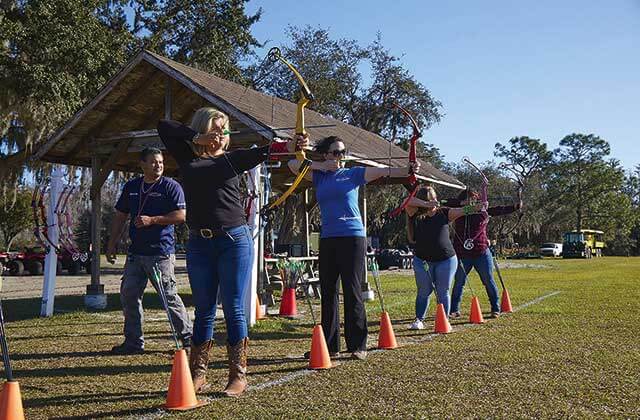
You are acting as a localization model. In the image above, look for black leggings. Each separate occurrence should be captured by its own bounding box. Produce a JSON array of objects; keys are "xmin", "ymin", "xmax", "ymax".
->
[{"xmin": 319, "ymin": 236, "xmax": 368, "ymax": 352}]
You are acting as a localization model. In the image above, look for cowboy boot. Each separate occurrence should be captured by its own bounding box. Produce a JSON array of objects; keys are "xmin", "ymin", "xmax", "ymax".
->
[
  {"xmin": 222, "ymin": 337, "xmax": 248, "ymax": 397},
  {"xmin": 189, "ymin": 339, "xmax": 213, "ymax": 392}
]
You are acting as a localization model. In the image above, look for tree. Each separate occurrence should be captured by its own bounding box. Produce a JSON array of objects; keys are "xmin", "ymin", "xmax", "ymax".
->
[
  {"xmin": 493, "ymin": 136, "xmax": 552, "ymax": 245},
  {"xmin": 0, "ymin": 189, "xmax": 33, "ymax": 250},
  {"xmin": 549, "ymin": 134, "xmax": 626, "ymax": 233},
  {"xmin": 0, "ymin": 0, "xmax": 262, "ymax": 184}
]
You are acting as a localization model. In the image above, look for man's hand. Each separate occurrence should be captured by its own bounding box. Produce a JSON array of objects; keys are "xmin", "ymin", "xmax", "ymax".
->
[
  {"xmin": 106, "ymin": 244, "xmax": 117, "ymax": 265},
  {"xmin": 287, "ymin": 134, "xmax": 310, "ymax": 153},
  {"xmin": 134, "ymin": 215, "xmax": 156, "ymax": 228},
  {"xmin": 409, "ymin": 161, "xmax": 421, "ymax": 174}
]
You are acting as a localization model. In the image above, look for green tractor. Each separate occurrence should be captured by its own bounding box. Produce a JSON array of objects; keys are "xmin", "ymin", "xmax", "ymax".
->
[{"xmin": 562, "ymin": 229, "xmax": 605, "ymax": 258}]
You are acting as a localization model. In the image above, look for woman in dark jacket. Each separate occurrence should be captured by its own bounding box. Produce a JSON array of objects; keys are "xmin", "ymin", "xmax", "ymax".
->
[{"xmin": 158, "ymin": 107, "xmax": 305, "ymax": 396}]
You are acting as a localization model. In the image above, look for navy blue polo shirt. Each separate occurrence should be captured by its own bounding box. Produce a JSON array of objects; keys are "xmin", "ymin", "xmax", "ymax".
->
[{"xmin": 115, "ymin": 176, "xmax": 186, "ymax": 256}]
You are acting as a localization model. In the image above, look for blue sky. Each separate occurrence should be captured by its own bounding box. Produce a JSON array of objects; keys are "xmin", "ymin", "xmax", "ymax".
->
[{"xmin": 246, "ymin": 1, "xmax": 639, "ymax": 169}]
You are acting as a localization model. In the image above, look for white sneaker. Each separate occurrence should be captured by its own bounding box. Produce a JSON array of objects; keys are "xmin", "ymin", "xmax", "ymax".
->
[{"xmin": 408, "ymin": 318, "xmax": 425, "ymax": 330}]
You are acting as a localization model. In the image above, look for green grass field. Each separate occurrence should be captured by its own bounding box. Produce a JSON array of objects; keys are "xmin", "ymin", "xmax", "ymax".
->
[{"xmin": 2, "ymin": 257, "xmax": 639, "ymax": 419}]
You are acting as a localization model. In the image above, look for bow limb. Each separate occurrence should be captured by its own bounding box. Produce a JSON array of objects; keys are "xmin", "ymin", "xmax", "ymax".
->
[
  {"xmin": 463, "ymin": 156, "xmax": 489, "ymax": 205},
  {"xmin": 497, "ymin": 163, "xmax": 525, "ymax": 236},
  {"xmin": 264, "ymin": 47, "xmax": 314, "ymax": 212},
  {"xmin": 387, "ymin": 103, "xmax": 422, "ymax": 218}
]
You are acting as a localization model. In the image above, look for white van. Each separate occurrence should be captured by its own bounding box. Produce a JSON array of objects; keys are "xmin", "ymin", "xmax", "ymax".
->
[{"xmin": 539, "ymin": 243, "xmax": 563, "ymax": 257}]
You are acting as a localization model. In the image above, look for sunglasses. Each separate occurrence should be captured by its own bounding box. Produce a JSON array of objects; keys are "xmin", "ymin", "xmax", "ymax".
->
[{"xmin": 330, "ymin": 149, "xmax": 347, "ymax": 157}]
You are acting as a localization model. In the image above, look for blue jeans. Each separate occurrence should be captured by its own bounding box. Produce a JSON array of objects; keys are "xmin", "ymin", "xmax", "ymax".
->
[
  {"xmin": 412, "ymin": 255, "xmax": 457, "ymax": 319},
  {"xmin": 451, "ymin": 249, "xmax": 500, "ymax": 313},
  {"xmin": 186, "ymin": 225, "xmax": 253, "ymax": 346}
]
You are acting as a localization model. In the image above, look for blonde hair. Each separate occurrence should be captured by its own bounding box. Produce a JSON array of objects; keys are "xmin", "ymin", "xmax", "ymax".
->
[
  {"xmin": 188, "ymin": 107, "xmax": 230, "ymax": 157},
  {"xmin": 407, "ymin": 185, "xmax": 438, "ymax": 243}
]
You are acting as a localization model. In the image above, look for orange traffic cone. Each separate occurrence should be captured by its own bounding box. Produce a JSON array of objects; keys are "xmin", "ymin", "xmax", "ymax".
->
[
  {"xmin": 501, "ymin": 289, "xmax": 513, "ymax": 313},
  {"xmin": 469, "ymin": 296, "xmax": 485, "ymax": 324},
  {"xmin": 377, "ymin": 312, "xmax": 398, "ymax": 349},
  {"xmin": 0, "ymin": 381, "xmax": 25, "ymax": 420},
  {"xmin": 279, "ymin": 287, "xmax": 298, "ymax": 317},
  {"xmin": 433, "ymin": 303, "xmax": 451, "ymax": 334},
  {"xmin": 255, "ymin": 294, "xmax": 266, "ymax": 320},
  {"xmin": 308, "ymin": 325, "xmax": 332, "ymax": 369},
  {"xmin": 164, "ymin": 349, "xmax": 207, "ymax": 411}
]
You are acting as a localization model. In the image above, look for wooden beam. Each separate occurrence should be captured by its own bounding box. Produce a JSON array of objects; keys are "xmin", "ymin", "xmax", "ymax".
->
[
  {"xmin": 144, "ymin": 52, "xmax": 274, "ymax": 140},
  {"xmin": 64, "ymin": 69, "xmax": 161, "ymax": 159},
  {"xmin": 94, "ymin": 129, "xmax": 158, "ymax": 143},
  {"xmin": 35, "ymin": 52, "xmax": 145, "ymax": 160},
  {"xmin": 165, "ymin": 77, "xmax": 172, "ymax": 119},
  {"xmin": 90, "ymin": 138, "xmax": 132, "ymax": 199}
]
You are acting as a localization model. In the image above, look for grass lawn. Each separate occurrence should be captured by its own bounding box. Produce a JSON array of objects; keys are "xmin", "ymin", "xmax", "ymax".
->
[{"xmin": 2, "ymin": 257, "xmax": 639, "ymax": 419}]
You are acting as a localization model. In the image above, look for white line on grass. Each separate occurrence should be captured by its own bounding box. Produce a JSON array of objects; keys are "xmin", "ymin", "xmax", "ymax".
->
[
  {"xmin": 136, "ymin": 290, "xmax": 561, "ymax": 419},
  {"xmin": 250, "ymin": 290, "xmax": 563, "ymax": 391}
]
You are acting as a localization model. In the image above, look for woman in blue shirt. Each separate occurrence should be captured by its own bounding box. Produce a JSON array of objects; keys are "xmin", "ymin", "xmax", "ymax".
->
[{"xmin": 289, "ymin": 136, "xmax": 417, "ymax": 360}]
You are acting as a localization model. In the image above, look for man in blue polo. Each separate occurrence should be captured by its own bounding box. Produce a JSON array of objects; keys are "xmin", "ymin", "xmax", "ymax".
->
[{"xmin": 106, "ymin": 147, "xmax": 192, "ymax": 354}]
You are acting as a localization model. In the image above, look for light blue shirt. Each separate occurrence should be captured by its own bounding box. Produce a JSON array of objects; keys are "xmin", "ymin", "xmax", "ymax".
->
[{"xmin": 313, "ymin": 167, "xmax": 367, "ymax": 238}]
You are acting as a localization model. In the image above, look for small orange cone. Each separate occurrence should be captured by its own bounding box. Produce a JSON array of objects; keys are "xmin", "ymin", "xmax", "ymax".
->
[
  {"xmin": 501, "ymin": 289, "xmax": 513, "ymax": 313},
  {"xmin": 255, "ymin": 294, "xmax": 266, "ymax": 320},
  {"xmin": 433, "ymin": 303, "xmax": 451, "ymax": 334},
  {"xmin": 0, "ymin": 381, "xmax": 25, "ymax": 420},
  {"xmin": 164, "ymin": 349, "xmax": 207, "ymax": 411},
  {"xmin": 377, "ymin": 312, "xmax": 398, "ymax": 349},
  {"xmin": 279, "ymin": 287, "xmax": 298, "ymax": 317},
  {"xmin": 308, "ymin": 325, "xmax": 332, "ymax": 369},
  {"xmin": 469, "ymin": 296, "xmax": 485, "ymax": 324}
]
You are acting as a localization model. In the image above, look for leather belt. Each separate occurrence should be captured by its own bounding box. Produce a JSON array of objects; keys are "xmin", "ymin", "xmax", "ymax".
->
[{"xmin": 189, "ymin": 228, "xmax": 226, "ymax": 239}]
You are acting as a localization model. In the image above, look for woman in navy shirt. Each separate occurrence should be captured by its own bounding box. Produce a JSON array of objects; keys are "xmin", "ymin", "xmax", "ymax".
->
[{"xmin": 289, "ymin": 136, "xmax": 417, "ymax": 360}]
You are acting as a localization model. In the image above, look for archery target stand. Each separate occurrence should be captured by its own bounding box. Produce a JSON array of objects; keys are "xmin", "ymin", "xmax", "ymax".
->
[{"xmin": 40, "ymin": 165, "xmax": 63, "ymax": 317}]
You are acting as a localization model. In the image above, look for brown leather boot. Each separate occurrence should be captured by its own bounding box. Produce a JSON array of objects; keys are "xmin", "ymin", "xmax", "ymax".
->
[
  {"xmin": 222, "ymin": 337, "xmax": 248, "ymax": 397},
  {"xmin": 189, "ymin": 340, "xmax": 213, "ymax": 392}
]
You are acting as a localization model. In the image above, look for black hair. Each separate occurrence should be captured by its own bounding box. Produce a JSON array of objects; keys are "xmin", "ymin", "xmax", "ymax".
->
[
  {"xmin": 140, "ymin": 147, "xmax": 163, "ymax": 162},
  {"xmin": 314, "ymin": 136, "xmax": 343, "ymax": 154}
]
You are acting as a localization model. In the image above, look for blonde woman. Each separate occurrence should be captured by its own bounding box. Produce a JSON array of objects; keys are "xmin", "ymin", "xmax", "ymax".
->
[
  {"xmin": 157, "ymin": 108, "xmax": 306, "ymax": 396},
  {"xmin": 405, "ymin": 186, "xmax": 484, "ymax": 330}
]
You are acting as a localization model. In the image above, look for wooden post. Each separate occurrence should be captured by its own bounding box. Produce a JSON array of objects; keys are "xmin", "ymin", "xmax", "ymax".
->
[
  {"xmin": 303, "ymin": 189, "xmax": 310, "ymax": 257},
  {"xmin": 164, "ymin": 77, "xmax": 172, "ymax": 120},
  {"xmin": 360, "ymin": 184, "xmax": 373, "ymax": 301},
  {"xmin": 85, "ymin": 155, "xmax": 106, "ymax": 310}
]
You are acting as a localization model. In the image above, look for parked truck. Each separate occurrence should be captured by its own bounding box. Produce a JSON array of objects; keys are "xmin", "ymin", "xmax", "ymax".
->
[{"xmin": 562, "ymin": 229, "xmax": 605, "ymax": 258}]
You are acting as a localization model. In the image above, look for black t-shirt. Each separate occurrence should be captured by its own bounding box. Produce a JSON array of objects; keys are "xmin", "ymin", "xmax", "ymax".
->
[
  {"xmin": 157, "ymin": 120, "xmax": 270, "ymax": 229},
  {"xmin": 412, "ymin": 208, "xmax": 456, "ymax": 262}
]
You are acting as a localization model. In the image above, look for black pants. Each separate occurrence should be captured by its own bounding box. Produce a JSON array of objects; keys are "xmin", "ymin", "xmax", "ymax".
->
[{"xmin": 319, "ymin": 236, "xmax": 368, "ymax": 353}]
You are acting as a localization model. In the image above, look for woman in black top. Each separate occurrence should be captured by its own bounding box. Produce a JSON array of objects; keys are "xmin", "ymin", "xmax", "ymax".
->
[
  {"xmin": 405, "ymin": 186, "xmax": 484, "ymax": 330},
  {"xmin": 158, "ymin": 107, "xmax": 305, "ymax": 396}
]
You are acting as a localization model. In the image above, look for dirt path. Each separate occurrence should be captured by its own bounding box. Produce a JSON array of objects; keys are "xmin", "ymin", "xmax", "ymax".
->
[{"xmin": 1, "ymin": 257, "xmax": 191, "ymax": 300}]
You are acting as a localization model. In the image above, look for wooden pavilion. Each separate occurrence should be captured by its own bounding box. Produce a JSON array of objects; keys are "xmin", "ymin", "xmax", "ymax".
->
[{"xmin": 34, "ymin": 49, "xmax": 464, "ymax": 316}]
